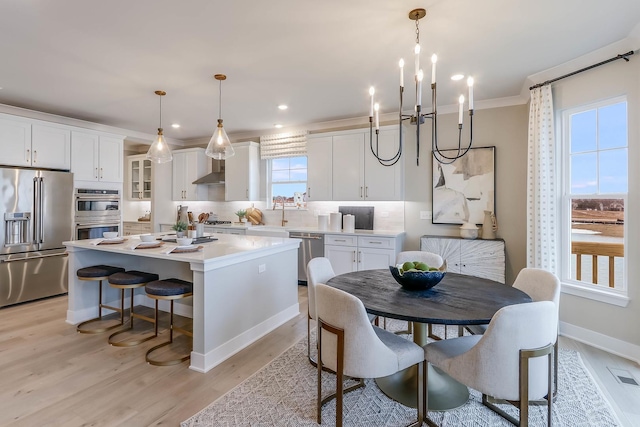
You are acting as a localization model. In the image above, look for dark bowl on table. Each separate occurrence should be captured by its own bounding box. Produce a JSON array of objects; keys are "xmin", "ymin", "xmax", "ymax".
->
[{"xmin": 389, "ymin": 266, "xmax": 446, "ymax": 291}]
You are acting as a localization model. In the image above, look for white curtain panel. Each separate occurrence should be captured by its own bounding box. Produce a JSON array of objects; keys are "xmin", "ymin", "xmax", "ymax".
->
[{"xmin": 526, "ymin": 86, "xmax": 557, "ymax": 273}]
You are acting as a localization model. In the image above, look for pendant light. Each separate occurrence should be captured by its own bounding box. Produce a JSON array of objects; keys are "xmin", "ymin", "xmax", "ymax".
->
[
  {"xmin": 206, "ymin": 74, "xmax": 235, "ymax": 160},
  {"xmin": 146, "ymin": 90, "xmax": 173, "ymax": 163}
]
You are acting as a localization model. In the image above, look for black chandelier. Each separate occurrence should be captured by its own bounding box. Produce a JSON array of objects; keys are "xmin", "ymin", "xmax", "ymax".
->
[{"xmin": 369, "ymin": 8, "xmax": 475, "ymax": 166}]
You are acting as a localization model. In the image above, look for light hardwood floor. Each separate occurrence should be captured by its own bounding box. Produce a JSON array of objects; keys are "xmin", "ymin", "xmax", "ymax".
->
[{"xmin": 1, "ymin": 287, "xmax": 638, "ymax": 426}]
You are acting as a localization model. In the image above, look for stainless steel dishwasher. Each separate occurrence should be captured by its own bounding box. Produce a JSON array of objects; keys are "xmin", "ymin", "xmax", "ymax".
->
[{"xmin": 289, "ymin": 232, "xmax": 324, "ymax": 284}]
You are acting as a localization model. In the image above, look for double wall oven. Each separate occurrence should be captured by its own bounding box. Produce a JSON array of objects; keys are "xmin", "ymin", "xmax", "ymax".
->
[{"xmin": 74, "ymin": 189, "xmax": 121, "ymax": 240}]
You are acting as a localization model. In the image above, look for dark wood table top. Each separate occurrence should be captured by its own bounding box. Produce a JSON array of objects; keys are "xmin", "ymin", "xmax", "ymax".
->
[{"xmin": 326, "ymin": 269, "xmax": 531, "ymax": 325}]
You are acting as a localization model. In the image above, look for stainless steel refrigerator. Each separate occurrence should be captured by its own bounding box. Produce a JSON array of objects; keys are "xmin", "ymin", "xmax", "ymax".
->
[{"xmin": 1, "ymin": 167, "xmax": 73, "ymax": 307}]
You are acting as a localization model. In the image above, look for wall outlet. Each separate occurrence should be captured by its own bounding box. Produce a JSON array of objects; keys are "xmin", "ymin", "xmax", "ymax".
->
[
  {"xmin": 420, "ymin": 211, "xmax": 432, "ymax": 220},
  {"xmin": 258, "ymin": 264, "xmax": 266, "ymax": 273}
]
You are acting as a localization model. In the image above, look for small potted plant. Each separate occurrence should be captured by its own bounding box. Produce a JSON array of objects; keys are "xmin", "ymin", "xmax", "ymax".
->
[
  {"xmin": 235, "ymin": 209, "xmax": 247, "ymax": 223},
  {"xmin": 172, "ymin": 220, "xmax": 188, "ymax": 237}
]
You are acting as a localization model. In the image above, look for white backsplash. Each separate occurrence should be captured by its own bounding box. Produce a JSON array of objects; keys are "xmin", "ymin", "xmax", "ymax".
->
[{"xmin": 167, "ymin": 200, "xmax": 405, "ymax": 230}]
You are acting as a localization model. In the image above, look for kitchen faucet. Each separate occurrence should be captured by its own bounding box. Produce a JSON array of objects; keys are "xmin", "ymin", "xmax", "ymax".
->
[{"xmin": 273, "ymin": 197, "xmax": 288, "ymax": 227}]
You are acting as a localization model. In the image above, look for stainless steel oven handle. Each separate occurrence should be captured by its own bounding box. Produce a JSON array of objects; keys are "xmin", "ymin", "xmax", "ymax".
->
[
  {"xmin": 76, "ymin": 222, "xmax": 120, "ymax": 228},
  {"xmin": 1, "ymin": 252, "xmax": 68, "ymax": 263},
  {"xmin": 75, "ymin": 195, "xmax": 121, "ymax": 200}
]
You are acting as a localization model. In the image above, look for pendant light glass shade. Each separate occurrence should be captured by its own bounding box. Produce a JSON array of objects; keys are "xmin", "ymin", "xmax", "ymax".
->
[
  {"xmin": 206, "ymin": 119, "xmax": 234, "ymax": 160},
  {"xmin": 147, "ymin": 90, "xmax": 173, "ymax": 163},
  {"xmin": 206, "ymin": 74, "xmax": 235, "ymax": 160}
]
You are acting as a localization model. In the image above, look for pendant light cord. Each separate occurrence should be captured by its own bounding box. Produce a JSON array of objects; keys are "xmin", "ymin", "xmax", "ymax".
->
[
  {"xmin": 159, "ymin": 95, "xmax": 162, "ymax": 129},
  {"xmin": 218, "ymin": 79, "xmax": 222, "ymax": 120}
]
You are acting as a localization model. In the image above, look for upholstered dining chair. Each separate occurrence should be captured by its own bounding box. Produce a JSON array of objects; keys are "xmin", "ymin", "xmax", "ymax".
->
[
  {"xmin": 315, "ymin": 283, "xmax": 425, "ymax": 427},
  {"xmin": 424, "ymin": 301, "xmax": 557, "ymax": 427},
  {"xmin": 306, "ymin": 257, "xmax": 377, "ymax": 367},
  {"xmin": 395, "ymin": 251, "xmax": 444, "ymax": 336},
  {"xmin": 466, "ymin": 268, "xmax": 561, "ymax": 396}
]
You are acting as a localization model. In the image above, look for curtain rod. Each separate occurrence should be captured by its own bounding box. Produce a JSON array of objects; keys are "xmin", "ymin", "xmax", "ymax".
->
[{"xmin": 529, "ymin": 50, "xmax": 635, "ymax": 90}]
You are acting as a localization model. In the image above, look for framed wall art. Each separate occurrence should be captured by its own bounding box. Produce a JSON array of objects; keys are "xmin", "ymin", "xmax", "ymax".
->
[{"xmin": 432, "ymin": 146, "xmax": 495, "ymax": 225}]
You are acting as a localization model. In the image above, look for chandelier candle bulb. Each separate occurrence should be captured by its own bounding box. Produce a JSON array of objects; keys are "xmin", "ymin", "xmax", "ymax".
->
[
  {"xmin": 431, "ymin": 54, "xmax": 437, "ymax": 84},
  {"xmin": 414, "ymin": 44, "xmax": 420, "ymax": 76},
  {"xmin": 369, "ymin": 87, "xmax": 375, "ymax": 117},
  {"xmin": 417, "ymin": 69, "xmax": 423, "ymax": 106},
  {"xmin": 468, "ymin": 77, "xmax": 474, "ymax": 110},
  {"xmin": 374, "ymin": 103, "xmax": 380, "ymax": 130},
  {"xmin": 399, "ymin": 59, "xmax": 404, "ymax": 87},
  {"xmin": 458, "ymin": 95, "xmax": 464, "ymax": 124}
]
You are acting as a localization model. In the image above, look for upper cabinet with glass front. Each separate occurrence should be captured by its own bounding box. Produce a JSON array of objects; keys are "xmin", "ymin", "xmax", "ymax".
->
[{"xmin": 127, "ymin": 154, "xmax": 152, "ymax": 200}]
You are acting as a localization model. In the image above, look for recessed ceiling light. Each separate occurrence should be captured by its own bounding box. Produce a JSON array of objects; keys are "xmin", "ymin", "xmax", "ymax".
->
[
  {"xmin": 274, "ymin": 124, "xmax": 283, "ymax": 129},
  {"xmin": 171, "ymin": 123, "xmax": 180, "ymax": 128},
  {"xmin": 278, "ymin": 105, "xmax": 288, "ymax": 110},
  {"xmin": 451, "ymin": 74, "xmax": 464, "ymax": 81}
]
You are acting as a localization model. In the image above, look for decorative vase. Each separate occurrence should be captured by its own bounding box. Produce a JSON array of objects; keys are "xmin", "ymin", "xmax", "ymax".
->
[
  {"xmin": 459, "ymin": 222, "xmax": 479, "ymax": 239},
  {"xmin": 176, "ymin": 231, "xmax": 185, "ymax": 238},
  {"xmin": 482, "ymin": 210, "xmax": 498, "ymax": 239}
]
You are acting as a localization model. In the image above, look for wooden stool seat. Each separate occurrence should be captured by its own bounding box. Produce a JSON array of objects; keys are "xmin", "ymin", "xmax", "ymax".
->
[
  {"xmin": 107, "ymin": 270, "xmax": 159, "ymax": 347},
  {"xmin": 145, "ymin": 278, "xmax": 193, "ymax": 366},
  {"xmin": 76, "ymin": 265, "xmax": 125, "ymax": 334}
]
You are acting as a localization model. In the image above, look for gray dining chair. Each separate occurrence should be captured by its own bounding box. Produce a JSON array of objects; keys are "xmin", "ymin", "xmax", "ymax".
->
[
  {"xmin": 306, "ymin": 257, "xmax": 377, "ymax": 367},
  {"xmin": 315, "ymin": 283, "xmax": 424, "ymax": 427},
  {"xmin": 466, "ymin": 268, "xmax": 561, "ymax": 396},
  {"xmin": 424, "ymin": 301, "xmax": 557, "ymax": 427},
  {"xmin": 395, "ymin": 251, "xmax": 444, "ymax": 336}
]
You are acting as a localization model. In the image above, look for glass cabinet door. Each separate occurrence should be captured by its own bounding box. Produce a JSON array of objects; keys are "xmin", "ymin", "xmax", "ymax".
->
[{"xmin": 128, "ymin": 156, "xmax": 152, "ymax": 200}]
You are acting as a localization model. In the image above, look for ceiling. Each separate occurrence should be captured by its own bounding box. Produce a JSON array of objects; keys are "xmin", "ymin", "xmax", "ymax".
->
[{"xmin": 0, "ymin": 0, "xmax": 639, "ymax": 143}]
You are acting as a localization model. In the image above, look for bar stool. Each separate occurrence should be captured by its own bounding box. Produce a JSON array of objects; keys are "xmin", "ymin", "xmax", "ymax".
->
[
  {"xmin": 76, "ymin": 265, "xmax": 126, "ymax": 334},
  {"xmin": 145, "ymin": 278, "xmax": 193, "ymax": 366},
  {"xmin": 107, "ymin": 270, "xmax": 159, "ymax": 347}
]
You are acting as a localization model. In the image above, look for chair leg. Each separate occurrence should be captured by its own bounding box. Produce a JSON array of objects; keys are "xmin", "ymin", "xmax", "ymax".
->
[{"xmin": 553, "ymin": 339, "xmax": 559, "ymax": 399}]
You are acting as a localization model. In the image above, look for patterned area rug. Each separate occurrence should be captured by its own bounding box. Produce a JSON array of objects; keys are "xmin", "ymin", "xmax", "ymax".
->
[{"xmin": 182, "ymin": 323, "xmax": 620, "ymax": 426}]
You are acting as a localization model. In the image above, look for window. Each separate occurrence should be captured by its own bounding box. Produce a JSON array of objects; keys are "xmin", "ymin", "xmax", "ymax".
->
[
  {"xmin": 561, "ymin": 98, "xmax": 627, "ymax": 295},
  {"xmin": 269, "ymin": 156, "xmax": 307, "ymax": 208}
]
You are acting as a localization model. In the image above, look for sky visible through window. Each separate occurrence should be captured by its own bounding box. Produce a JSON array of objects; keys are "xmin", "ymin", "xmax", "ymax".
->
[
  {"xmin": 271, "ymin": 156, "xmax": 307, "ymax": 207},
  {"xmin": 570, "ymin": 101, "xmax": 627, "ymax": 194}
]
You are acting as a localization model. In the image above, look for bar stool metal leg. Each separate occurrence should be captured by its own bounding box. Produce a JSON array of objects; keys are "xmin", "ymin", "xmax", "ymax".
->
[{"xmin": 76, "ymin": 265, "xmax": 125, "ymax": 334}]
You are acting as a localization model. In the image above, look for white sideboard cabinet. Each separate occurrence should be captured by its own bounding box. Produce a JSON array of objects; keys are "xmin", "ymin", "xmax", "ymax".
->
[{"xmin": 420, "ymin": 236, "xmax": 506, "ymax": 283}]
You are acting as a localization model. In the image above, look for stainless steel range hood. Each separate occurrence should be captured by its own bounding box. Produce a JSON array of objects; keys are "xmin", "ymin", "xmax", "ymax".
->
[{"xmin": 192, "ymin": 159, "xmax": 225, "ymax": 185}]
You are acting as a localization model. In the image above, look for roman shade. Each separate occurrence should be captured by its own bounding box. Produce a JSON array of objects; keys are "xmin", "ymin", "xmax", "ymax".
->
[{"xmin": 259, "ymin": 130, "xmax": 307, "ymax": 159}]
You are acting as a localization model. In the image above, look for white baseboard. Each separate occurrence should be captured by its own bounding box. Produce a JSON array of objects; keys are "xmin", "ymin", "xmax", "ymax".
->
[
  {"xmin": 189, "ymin": 303, "xmax": 300, "ymax": 373},
  {"xmin": 560, "ymin": 321, "xmax": 640, "ymax": 364}
]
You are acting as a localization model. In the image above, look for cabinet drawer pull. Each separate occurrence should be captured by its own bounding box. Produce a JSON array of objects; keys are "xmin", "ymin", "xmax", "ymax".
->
[
  {"xmin": 360, "ymin": 186, "xmax": 363, "ymax": 198},
  {"xmin": 26, "ymin": 149, "xmax": 30, "ymax": 163},
  {"xmin": 308, "ymin": 187, "xmax": 311, "ymax": 198},
  {"xmin": 358, "ymin": 251, "xmax": 362, "ymax": 263},
  {"xmin": 95, "ymin": 167, "xmax": 98, "ymax": 179},
  {"xmin": 352, "ymin": 251, "xmax": 356, "ymax": 263},
  {"xmin": 334, "ymin": 239, "xmax": 347, "ymax": 242},
  {"xmin": 367, "ymin": 241, "xmax": 382, "ymax": 244},
  {"xmin": 33, "ymin": 150, "xmax": 37, "ymax": 163},
  {"xmin": 365, "ymin": 186, "xmax": 368, "ymax": 197},
  {"xmin": 100, "ymin": 167, "xmax": 103, "ymax": 179}
]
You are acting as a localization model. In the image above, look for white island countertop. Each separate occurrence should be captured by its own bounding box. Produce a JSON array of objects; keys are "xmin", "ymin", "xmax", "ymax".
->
[
  {"xmin": 64, "ymin": 233, "xmax": 301, "ymax": 268},
  {"xmin": 64, "ymin": 233, "xmax": 301, "ymax": 373}
]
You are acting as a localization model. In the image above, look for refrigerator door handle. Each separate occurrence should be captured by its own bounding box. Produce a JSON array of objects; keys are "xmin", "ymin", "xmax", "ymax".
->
[
  {"xmin": 1, "ymin": 252, "xmax": 68, "ymax": 263},
  {"xmin": 38, "ymin": 177, "xmax": 44, "ymax": 244},
  {"xmin": 33, "ymin": 177, "xmax": 40, "ymax": 244}
]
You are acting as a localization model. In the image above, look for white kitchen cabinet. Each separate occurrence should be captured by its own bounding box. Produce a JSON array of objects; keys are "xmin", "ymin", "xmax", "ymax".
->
[
  {"xmin": 225, "ymin": 141, "xmax": 259, "ymax": 201},
  {"xmin": 306, "ymin": 135, "xmax": 333, "ymax": 201},
  {"xmin": 420, "ymin": 236, "xmax": 506, "ymax": 283},
  {"xmin": 31, "ymin": 124, "xmax": 71, "ymax": 170},
  {"xmin": 328, "ymin": 127, "xmax": 403, "ymax": 201},
  {"xmin": 122, "ymin": 221, "xmax": 152, "ymax": 236},
  {"xmin": 71, "ymin": 131, "xmax": 123, "ymax": 183},
  {"xmin": 203, "ymin": 226, "xmax": 246, "ymax": 235},
  {"xmin": 127, "ymin": 154, "xmax": 152, "ymax": 200},
  {"xmin": 172, "ymin": 148, "xmax": 210, "ymax": 201},
  {"xmin": 325, "ymin": 234, "xmax": 401, "ymax": 276},
  {"xmin": 0, "ymin": 115, "xmax": 70, "ymax": 170}
]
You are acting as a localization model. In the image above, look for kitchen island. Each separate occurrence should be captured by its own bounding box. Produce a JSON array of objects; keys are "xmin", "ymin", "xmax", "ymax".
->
[{"xmin": 64, "ymin": 234, "xmax": 300, "ymax": 373}]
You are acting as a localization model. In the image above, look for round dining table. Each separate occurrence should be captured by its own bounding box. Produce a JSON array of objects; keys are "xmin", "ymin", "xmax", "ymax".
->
[{"xmin": 326, "ymin": 268, "xmax": 532, "ymax": 411}]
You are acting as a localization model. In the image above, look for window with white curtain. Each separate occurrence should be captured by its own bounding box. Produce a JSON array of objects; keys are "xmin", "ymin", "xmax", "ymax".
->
[{"xmin": 560, "ymin": 97, "xmax": 627, "ymax": 295}]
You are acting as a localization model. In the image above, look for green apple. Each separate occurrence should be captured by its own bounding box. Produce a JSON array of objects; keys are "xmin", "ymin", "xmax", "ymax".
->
[{"xmin": 402, "ymin": 261, "xmax": 415, "ymax": 271}]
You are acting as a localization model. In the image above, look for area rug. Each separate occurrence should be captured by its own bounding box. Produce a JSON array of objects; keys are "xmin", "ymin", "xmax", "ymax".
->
[{"xmin": 182, "ymin": 323, "xmax": 620, "ymax": 426}]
